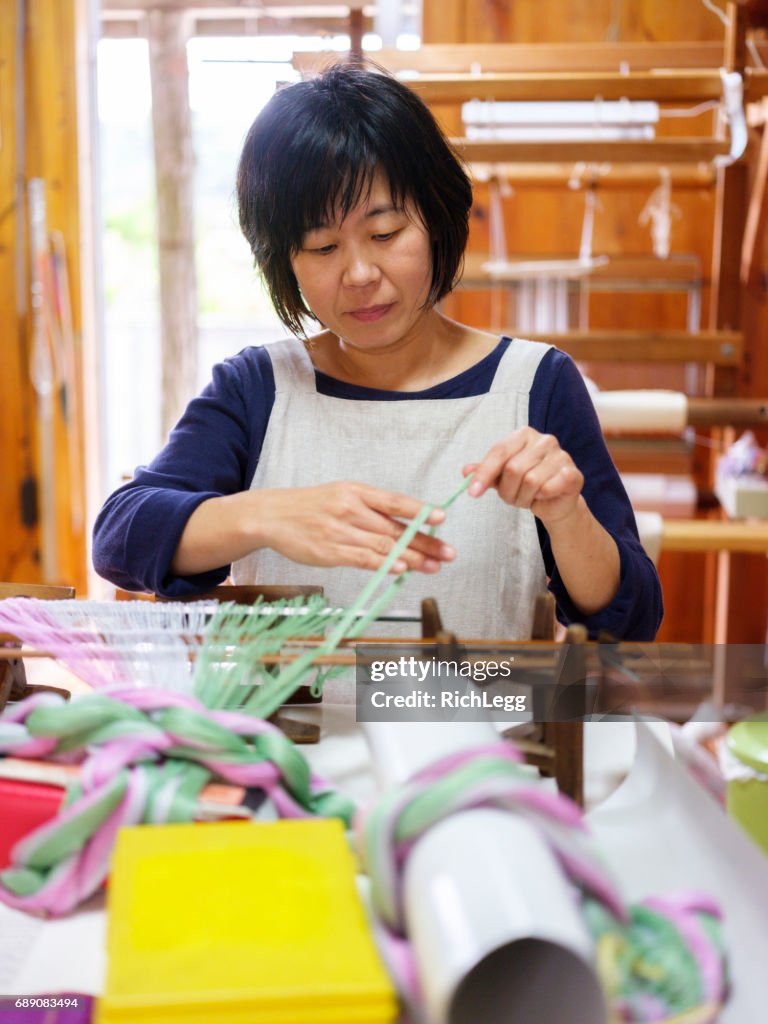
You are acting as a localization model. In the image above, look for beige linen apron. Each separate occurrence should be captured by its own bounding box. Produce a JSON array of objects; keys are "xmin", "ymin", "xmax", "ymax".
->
[{"xmin": 232, "ymin": 336, "xmax": 551, "ymax": 640}]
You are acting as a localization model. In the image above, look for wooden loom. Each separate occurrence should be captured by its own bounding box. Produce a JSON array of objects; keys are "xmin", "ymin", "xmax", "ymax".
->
[{"xmin": 3, "ymin": 585, "xmax": 766, "ymax": 810}]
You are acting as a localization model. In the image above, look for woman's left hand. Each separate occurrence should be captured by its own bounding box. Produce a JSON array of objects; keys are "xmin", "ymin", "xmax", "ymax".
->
[{"xmin": 463, "ymin": 428, "xmax": 584, "ymax": 526}]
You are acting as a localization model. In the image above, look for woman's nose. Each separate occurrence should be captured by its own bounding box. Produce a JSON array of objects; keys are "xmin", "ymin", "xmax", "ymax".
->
[{"xmin": 342, "ymin": 248, "xmax": 380, "ymax": 287}]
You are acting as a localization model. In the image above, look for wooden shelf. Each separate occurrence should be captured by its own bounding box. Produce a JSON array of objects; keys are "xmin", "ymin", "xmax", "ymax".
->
[
  {"xmin": 662, "ymin": 519, "xmax": 768, "ymax": 552},
  {"xmin": 462, "ymin": 253, "xmax": 703, "ymax": 285},
  {"xmin": 468, "ymin": 164, "xmax": 716, "ymax": 185},
  {"xmin": 454, "ymin": 137, "xmax": 731, "ymax": 165},
  {"xmin": 406, "ymin": 68, "xmax": 768, "ymax": 104},
  {"xmin": 408, "ymin": 70, "xmax": 730, "ymax": 104},
  {"xmin": 588, "ymin": 254, "xmax": 703, "ymax": 283},
  {"xmin": 506, "ymin": 330, "xmax": 742, "ymax": 365}
]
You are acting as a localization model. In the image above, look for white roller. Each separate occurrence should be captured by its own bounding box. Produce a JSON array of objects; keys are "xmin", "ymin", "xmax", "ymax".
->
[
  {"xmin": 462, "ymin": 100, "xmax": 660, "ymax": 127},
  {"xmin": 591, "ymin": 390, "xmax": 688, "ymax": 433},
  {"xmin": 633, "ymin": 510, "xmax": 663, "ymax": 566},
  {"xmin": 362, "ymin": 719, "xmax": 606, "ymax": 1024}
]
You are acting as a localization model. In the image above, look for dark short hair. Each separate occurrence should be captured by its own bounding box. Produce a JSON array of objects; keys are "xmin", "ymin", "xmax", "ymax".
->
[{"xmin": 236, "ymin": 62, "xmax": 472, "ymax": 335}]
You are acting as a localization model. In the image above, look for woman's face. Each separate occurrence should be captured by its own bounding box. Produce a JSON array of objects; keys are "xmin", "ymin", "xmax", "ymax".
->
[{"xmin": 290, "ymin": 172, "xmax": 434, "ymax": 352}]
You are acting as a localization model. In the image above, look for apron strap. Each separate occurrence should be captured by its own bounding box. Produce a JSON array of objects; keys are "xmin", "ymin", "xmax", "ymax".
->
[
  {"xmin": 489, "ymin": 337, "xmax": 552, "ymax": 395},
  {"xmin": 266, "ymin": 338, "xmax": 318, "ymax": 394}
]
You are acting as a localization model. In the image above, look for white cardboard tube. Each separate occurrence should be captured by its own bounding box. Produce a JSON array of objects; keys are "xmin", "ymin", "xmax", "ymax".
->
[
  {"xmin": 592, "ymin": 390, "xmax": 687, "ymax": 433},
  {"xmin": 362, "ymin": 721, "xmax": 607, "ymax": 1024}
]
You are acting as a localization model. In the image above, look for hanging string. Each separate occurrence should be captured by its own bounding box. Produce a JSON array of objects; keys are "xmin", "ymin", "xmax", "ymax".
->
[
  {"xmin": 659, "ymin": 101, "xmax": 721, "ymax": 119},
  {"xmin": 746, "ymin": 37, "xmax": 766, "ymax": 71},
  {"xmin": 699, "ymin": 0, "xmax": 729, "ymax": 29},
  {"xmin": 639, "ymin": 169, "xmax": 680, "ymax": 260}
]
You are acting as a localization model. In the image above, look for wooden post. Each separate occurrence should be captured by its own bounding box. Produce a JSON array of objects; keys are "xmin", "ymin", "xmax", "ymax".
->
[
  {"xmin": 349, "ymin": 7, "xmax": 364, "ymax": 59},
  {"xmin": 0, "ymin": 0, "xmax": 92, "ymax": 592},
  {"xmin": 741, "ymin": 98, "xmax": 768, "ymax": 288},
  {"xmin": 707, "ymin": 3, "xmax": 749, "ymax": 644},
  {"xmin": 147, "ymin": 9, "xmax": 198, "ymax": 439}
]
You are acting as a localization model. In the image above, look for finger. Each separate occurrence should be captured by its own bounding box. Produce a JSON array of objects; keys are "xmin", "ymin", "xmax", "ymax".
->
[
  {"xmin": 367, "ymin": 527, "xmax": 434, "ymax": 572},
  {"xmin": 467, "ymin": 431, "xmax": 530, "ymax": 497},
  {"xmin": 332, "ymin": 539, "xmax": 439, "ymax": 576},
  {"xmin": 392, "ymin": 548, "xmax": 443, "ymax": 574},
  {"xmin": 330, "ymin": 542, "xmax": 409, "ymax": 574},
  {"xmin": 494, "ymin": 434, "xmax": 561, "ymax": 506},
  {"xmin": 389, "ymin": 520, "xmax": 456, "ymax": 562},
  {"xmin": 512, "ymin": 450, "xmax": 573, "ymax": 508},
  {"xmin": 363, "ymin": 486, "xmax": 446, "ymax": 527},
  {"xmin": 338, "ymin": 524, "xmax": 446, "ymax": 575},
  {"xmin": 533, "ymin": 463, "xmax": 584, "ymax": 501},
  {"xmin": 369, "ymin": 528, "xmax": 448, "ymax": 574},
  {"xmin": 350, "ymin": 506, "xmax": 455, "ymax": 563}
]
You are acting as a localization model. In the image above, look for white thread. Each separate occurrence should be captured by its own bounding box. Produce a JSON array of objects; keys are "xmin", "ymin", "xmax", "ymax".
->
[{"xmin": 700, "ymin": 0, "xmax": 729, "ymax": 28}]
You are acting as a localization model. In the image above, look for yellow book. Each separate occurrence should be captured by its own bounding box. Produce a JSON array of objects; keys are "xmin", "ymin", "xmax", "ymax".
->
[{"xmin": 96, "ymin": 819, "xmax": 397, "ymax": 1024}]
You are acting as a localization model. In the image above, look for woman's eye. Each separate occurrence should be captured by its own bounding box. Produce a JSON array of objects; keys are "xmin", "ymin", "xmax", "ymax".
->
[
  {"xmin": 373, "ymin": 231, "xmax": 397, "ymax": 242},
  {"xmin": 309, "ymin": 244, "xmax": 336, "ymax": 255}
]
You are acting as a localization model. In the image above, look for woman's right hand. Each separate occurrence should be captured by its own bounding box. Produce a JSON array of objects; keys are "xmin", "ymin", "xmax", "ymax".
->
[
  {"xmin": 171, "ymin": 482, "xmax": 455, "ymax": 577},
  {"xmin": 248, "ymin": 482, "xmax": 454, "ymax": 573}
]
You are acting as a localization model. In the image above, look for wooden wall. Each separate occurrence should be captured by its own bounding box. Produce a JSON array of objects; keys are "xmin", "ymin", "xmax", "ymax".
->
[
  {"xmin": 0, "ymin": 0, "xmax": 88, "ymax": 593},
  {"xmin": 424, "ymin": 1, "xmax": 726, "ymax": 45},
  {"xmin": 422, "ymin": 0, "xmax": 768, "ymax": 641}
]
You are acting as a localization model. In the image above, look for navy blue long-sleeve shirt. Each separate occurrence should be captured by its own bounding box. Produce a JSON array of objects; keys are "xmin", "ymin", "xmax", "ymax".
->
[{"xmin": 93, "ymin": 337, "xmax": 663, "ymax": 639}]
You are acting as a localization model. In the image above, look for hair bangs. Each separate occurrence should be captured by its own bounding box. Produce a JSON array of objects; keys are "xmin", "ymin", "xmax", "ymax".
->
[{"xmin": 284, "ymin": 129, "xmax": 410, "ymax": 251}]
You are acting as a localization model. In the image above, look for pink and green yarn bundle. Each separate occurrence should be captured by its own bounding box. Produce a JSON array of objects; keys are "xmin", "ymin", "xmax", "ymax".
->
[
  {"xmin": 356, "ymin": 745, "xmax": 729, "ymax": 1024},
  {"xmin": 0, "ymin": 687, "xmax": 354, "ymax": 915}
]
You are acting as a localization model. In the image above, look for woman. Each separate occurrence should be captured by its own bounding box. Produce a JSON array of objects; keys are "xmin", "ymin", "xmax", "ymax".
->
[{"xmin": 93, "ymin": 63, "xmax": 662, "ymax": 640}]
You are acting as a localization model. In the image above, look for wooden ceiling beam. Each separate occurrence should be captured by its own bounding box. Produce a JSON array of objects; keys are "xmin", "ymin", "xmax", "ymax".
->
[
  {"xmin": 101, "ymin": 0, "xmax": 371, "ymax": 10},
  {"xmin": 100, "ymin": 2, "xmax": 373, "ymax": 38},
  {"xmin": 100, "ymin": 15, "xmax": 374, "ymax": 38}
]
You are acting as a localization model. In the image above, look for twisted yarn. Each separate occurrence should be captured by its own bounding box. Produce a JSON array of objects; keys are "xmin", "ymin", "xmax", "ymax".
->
[
  {"xmin": 356, "ymin": 744, "xmax": 728, "ymax": 1024},
  {"xmin": 587, "ymin": 895, "xmax": 728, "ymax": 1024},
  {"xmin": 0, "ymin": 688, "xmax": 353, "ymax": 915}
]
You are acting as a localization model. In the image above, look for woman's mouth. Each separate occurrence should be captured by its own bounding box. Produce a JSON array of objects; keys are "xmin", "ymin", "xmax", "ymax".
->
[{"xmin": 348, "ymin": 304, "xmax": 393, "ymax": 322}]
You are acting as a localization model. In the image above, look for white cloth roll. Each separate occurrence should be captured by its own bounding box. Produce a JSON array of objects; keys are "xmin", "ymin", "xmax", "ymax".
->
[
  {"xmin": 633, "ymin": 510, "xmax": 664, "ymax": 566},
  {"xmin": 592, "ymin": 390, "xmax": 688, "ymax": 433}
]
